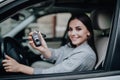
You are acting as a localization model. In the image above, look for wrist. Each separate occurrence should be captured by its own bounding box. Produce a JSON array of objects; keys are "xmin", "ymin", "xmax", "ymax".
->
[
  {"xmin": 41, "ymin": 48, "xmax": 51, "ymax": 59},
  {"xmin": 18, "ymin": 64, "xmax": 34, "ymax": 75},
  {"xmin": 17, "ymin": 64, "xmax": 23, "ymax": 72}
]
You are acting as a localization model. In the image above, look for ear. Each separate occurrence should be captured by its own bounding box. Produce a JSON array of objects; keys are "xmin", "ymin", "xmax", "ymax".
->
[{"xmin": 87, "ymin": 32, "xmax": 90, "ymax": 37}]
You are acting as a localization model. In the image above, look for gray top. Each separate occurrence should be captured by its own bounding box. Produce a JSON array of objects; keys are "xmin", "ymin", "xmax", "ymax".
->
[{"xmin": 33, "ymin": 42, "xmax": 96, "ymax": 74}]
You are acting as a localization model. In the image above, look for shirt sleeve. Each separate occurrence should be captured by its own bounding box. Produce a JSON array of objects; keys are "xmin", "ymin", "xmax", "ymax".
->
[
  {"xmin": 40, "ymin": 46, "xmax": 65, "ymax": 62},
  {"xmin": 33, "ymin": 51, "xmax": 96, "ymax": 74}
]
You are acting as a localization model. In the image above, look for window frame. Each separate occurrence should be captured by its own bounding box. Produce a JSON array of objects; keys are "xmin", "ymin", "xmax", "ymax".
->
[{"xmin": 0, "ymin": 0, "xmax": 120, "ymax": 79}]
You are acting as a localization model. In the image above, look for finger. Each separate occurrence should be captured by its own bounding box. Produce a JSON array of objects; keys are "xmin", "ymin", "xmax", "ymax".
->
[
  {"xmin": 28, "ymin": 36, "xmax": 32, "ymax": 41},
  {"xmin": 38, "ymin": 32, "xmax": 46, "ymax": 46},
  {"xmin": 29, "ymin": 40, "xmax": 33, "ymax": 44},
  {"xmin": 2, "ymin": 60, "xmax": 8, "ymax": 63},
  {"xmin": 2, "ymin": 63, "xmax": 9, "ymax": 67},
  {"xmin": 4, "ymin": 66, "xmax": 10, "ymax": 70},
  {"xmin": 29, "ymin": 41, "xmax": 34, "ymax": 45},
  {"xmin": 2, "ymin": 61, "xmax": 11, "ymax": 67},
  {"xmin": 38, "ymin": 32, "xmax": 43, "ymax": 39},
  {"xmin": 5, "ymin": 69, "xmax": 12, "ymax": 72},
  {"xmin": 29, "ymin": 41, "xmax": 36, "ymax": 48},
  {"xmin": 5, "ymin": 55, "xmax": 13, "ymax": 60},
  {"xmin": 38, "ymin": 32, "xmax": 46, "ymax": 44},
  {"xmin": 29, "ymin": 32, "xmax": 34, "ymax": 36}
]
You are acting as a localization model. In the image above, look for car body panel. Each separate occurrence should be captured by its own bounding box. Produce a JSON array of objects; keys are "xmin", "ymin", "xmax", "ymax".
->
[{"xmin": 0, "ymin": 0, "xmax": 120, "ymax": 80}]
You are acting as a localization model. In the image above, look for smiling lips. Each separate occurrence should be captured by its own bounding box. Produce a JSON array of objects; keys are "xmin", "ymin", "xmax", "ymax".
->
[{"xmin": 70, "ymin": 36, "xmax": 80, "ymax": 41}]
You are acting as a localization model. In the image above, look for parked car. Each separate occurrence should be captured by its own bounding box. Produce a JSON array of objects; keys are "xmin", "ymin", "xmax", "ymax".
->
[{"xmin": 0, "ymin": 0, "xmax": 120, "ymax": 80}]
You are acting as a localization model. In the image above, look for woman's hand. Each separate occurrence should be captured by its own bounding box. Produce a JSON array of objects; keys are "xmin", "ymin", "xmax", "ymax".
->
[
  {"xmin": 28, "ymin": 32, "xmax": 47, "ymax": 53},
  {"xmin": 28, "ymin": 31, "xmax": 51, "ymax": 59},
  {"xmin": 2, "ymin": 55, "xmax": 34, "ymax": 75},
  {"xmin": 2, "ymin": 55, "xmax": 21, "ymax": 72}
]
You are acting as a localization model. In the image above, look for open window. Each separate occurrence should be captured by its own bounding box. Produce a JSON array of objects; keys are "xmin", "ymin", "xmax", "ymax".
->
[{"xmin": 0, "ymin": 0, "xmax": 118, "ymax": 80}]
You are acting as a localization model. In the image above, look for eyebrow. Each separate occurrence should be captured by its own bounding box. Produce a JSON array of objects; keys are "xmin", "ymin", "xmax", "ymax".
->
[
  {"xmin": 75, "ymin": 26, "xmax": 82, "ymax": 28},
  {"xmin": 69, "ymin": 26, "xmax": 81, "ymax": 28}
]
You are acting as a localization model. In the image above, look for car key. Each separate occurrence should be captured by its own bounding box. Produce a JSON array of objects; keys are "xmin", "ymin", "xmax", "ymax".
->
[{"xmin": 32, "ymin": 32, "xmax": 41, "ymax": 47}]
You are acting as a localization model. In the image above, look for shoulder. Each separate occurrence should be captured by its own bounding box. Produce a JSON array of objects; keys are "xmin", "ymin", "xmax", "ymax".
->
[{"xmin": 73, "ymin": 42, "xmax": 96, "ymax": 59}]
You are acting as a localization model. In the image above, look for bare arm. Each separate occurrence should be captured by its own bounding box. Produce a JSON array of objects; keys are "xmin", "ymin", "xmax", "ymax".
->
[{"xmin": 2, "ymin": 55, "xmax": 33, "ymax": 75}]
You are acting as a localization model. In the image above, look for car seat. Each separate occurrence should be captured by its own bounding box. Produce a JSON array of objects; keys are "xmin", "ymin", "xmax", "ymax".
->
[{"xmin": 90, "ymin": 9, "xmax": 113, "ymax": 70}]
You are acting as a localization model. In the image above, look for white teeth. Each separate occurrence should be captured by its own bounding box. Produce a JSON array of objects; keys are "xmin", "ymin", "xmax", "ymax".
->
[{"xmin": 71, "ymin": 38, "xmax": 78, "ymax": 40}]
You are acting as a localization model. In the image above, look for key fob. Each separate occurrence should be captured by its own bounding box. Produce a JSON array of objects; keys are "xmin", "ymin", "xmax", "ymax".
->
[{"xmin": 32, "ymin": 32, "xmax": 41, "ymax": 47}]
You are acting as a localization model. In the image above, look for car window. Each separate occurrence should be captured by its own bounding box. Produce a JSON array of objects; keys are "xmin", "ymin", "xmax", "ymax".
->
[
  {"xmin": 24, "ymin": 13, "xmax": 71, "ymax": 38},
  {"xmin": 0, "ymin": 0, "xmax": 116, "ymax": 78}
]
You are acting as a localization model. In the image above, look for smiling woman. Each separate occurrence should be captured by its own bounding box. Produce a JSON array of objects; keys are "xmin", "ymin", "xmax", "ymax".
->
[{"xmin": 2, "ymin": 13, "xmax": 97, "ymax": 75}]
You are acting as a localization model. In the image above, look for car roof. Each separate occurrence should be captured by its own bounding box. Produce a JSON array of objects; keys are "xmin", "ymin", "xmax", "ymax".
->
[{"xmin": 0, "ymin": 0, "xmax": 116, "ymax": 22}]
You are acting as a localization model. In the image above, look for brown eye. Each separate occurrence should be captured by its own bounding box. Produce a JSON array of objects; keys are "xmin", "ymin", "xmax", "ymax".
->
[
  {"xmin": 76, "ymin": 27, "xmax": 82, "ymax": 31},
  {"xmin": 68, "ymin": 27, "xmax": 72, "ymax": 31}
]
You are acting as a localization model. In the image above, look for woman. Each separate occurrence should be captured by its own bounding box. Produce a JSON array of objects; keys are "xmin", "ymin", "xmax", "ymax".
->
[{"xmin": 2, "ymin": 13, "xmax": 97, "ymax": 75}]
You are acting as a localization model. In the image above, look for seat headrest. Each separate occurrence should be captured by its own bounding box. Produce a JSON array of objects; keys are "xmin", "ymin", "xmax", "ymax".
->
[{"xmin": 91, "ymin": 10, "xmax": 113, "ymax": 30}]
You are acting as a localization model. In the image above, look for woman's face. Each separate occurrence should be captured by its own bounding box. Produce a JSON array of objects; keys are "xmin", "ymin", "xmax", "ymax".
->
[{"xmin": 68, "ymin": 18, "xmax": 90, "ymax": 46}]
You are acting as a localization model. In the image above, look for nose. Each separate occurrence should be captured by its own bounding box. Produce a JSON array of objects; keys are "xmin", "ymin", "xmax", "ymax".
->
[{"xmin": 71, "ymin": 30, "xmax": 77, "ymax": 35}]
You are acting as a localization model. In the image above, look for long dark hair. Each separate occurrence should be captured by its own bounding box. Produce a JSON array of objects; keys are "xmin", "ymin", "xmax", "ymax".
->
[{"xmin": 66, "ymin": 13, "xmax": 98, "ymax": 63}]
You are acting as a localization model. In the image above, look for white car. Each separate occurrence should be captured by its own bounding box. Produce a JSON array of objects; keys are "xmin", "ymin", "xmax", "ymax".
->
[{"xmin": 0, "ymin": 0, "xmax": 120, "ymax": 80}]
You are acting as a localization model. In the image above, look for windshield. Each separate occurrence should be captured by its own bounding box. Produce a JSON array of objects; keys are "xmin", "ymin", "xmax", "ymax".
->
[{"xmin": 0, "ymin": 0, "xmax": 15, "ymax": 8}]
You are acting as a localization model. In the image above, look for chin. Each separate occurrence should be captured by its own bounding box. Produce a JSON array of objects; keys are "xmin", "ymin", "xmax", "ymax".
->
[
  {"xmin": 72, "ymin": 41, "xmax": 82, "ymax": 46},
  {"xmin": 72, "ymin": 42, "xmax": 78, "ymax": 46}
]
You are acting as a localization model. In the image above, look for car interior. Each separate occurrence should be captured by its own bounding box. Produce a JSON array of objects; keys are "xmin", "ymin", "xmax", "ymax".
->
[
  {"xmin": 90, "ymin": 9, "xmax": 113, "ymax": 70},
  {"xmin": 0, "ymin": 0, "xmax": 116, "ymax": 77}
]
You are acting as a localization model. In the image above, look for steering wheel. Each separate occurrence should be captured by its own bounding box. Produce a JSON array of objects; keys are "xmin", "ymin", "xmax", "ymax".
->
[
  {"xmin": 4, "ymin": 37, "xmax": 29, "ymax": 65},
  {"xmin": 0, "ymin": 37, "xmax": 29, "ymax": 75}
]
